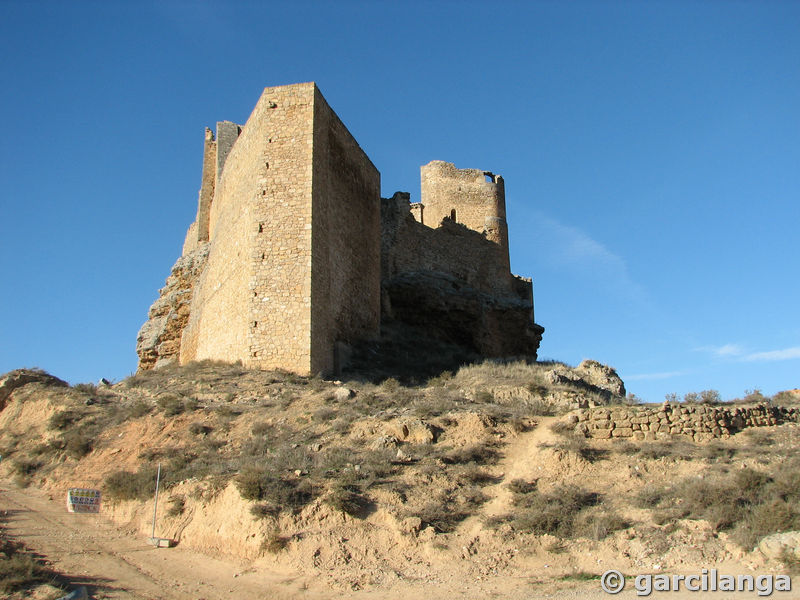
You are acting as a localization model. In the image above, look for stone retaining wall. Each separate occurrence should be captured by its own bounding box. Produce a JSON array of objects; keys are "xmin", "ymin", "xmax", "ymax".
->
[{"xmin": 572, "ymin": 403, "xmax": 800, "ymax": 442}]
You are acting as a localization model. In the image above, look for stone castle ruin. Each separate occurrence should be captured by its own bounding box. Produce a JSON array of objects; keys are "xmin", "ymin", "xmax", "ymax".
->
[{"xmin": 137, "ymin": 82, "xmax": 544, "ymax": 376}]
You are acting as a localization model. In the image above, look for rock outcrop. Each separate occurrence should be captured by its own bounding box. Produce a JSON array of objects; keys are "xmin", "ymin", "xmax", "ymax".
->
[
  {"xmin": 0, "ymin": 368, "xmax": 68, "ymax": 410},
  {"xmin": 136, "ymin": 243, "xmax": 209, "ymax": 370}
]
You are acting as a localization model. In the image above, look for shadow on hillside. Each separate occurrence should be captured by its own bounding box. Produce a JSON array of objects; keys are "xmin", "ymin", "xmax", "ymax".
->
[{"xmin": 342, "ymin": 320, "xmax": 493, "ymax": 385}]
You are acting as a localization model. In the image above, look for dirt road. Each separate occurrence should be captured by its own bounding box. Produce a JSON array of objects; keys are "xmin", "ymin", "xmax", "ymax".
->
[
  {"xmin": 2, "ymin": 481, "xmax": 787, "ymax": 600},
  {"xmin": 0, "ymin": 484, "xmax": 315, "ymax": 600}
]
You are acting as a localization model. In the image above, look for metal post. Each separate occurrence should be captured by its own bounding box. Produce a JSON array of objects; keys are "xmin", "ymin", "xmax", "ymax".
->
[{"xmin": 151, "ymin": 463, "xmax": 161, "ymax": 542}]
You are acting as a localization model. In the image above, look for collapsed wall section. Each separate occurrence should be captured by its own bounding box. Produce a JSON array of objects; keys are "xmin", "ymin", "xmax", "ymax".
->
[{"xmin": 310, "ymin": 87, "xmax": 381, "ymax": 374}]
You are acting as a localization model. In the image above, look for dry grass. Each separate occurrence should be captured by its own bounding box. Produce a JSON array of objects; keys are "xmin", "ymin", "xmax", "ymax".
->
[
  {"xmin": 507, "ymin": 484, "xmax": 625, "ymax": 540},
  {"xmin": 0, "ymin": 514, "xmax": 64, "ymax": 595}
]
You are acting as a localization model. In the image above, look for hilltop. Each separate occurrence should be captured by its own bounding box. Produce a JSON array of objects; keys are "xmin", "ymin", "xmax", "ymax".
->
[{"xmin": 1, "ymin": 361, "xmax": 799, "ymax": 599}]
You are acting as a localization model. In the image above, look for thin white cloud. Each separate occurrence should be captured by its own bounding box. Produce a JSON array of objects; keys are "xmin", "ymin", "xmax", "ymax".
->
[
  {"xmin": 695, "ymin": 343, "xmax": 745, "ymax": 357},
  {"xmin": 529, "ymin": 214, "xmax": 647, "ymax": 303},
  {"xmin": 625, "ymin": 370, "xmax": 685, "ymax": 381},
  {"xmin": 743, "ymin": 347, "xmax": 800, "ymax": 362}
]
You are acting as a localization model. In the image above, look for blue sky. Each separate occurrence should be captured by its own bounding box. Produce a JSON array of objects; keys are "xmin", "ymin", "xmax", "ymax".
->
[{"xmin": 1, "ymin": 1, "xmax": 798, "ymax": 402}]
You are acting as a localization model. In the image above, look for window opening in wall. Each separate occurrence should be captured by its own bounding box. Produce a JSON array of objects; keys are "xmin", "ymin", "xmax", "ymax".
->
[
  {"xmin": 484, "ymin": 171, "xmax": 495, "ymax": 182},
  {"xmin": 450, "ymin": 209, "xmax": 456, "ymax": 221}
]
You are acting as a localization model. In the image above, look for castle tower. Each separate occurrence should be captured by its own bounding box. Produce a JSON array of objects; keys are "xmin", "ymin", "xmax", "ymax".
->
[
  {"xmin": 419, "ymin": 160, "xmax": 511, "ymax": 273},
  {"xmin": 175, "ymin": 82, "xmax": 380, "ymax": 375}
]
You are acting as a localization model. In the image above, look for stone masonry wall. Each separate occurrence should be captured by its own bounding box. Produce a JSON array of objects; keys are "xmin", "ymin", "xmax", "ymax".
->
[
  {"xmin": 310, "ymin": 86, "xmax": 381, "ymax": 374},
  {"xmin": 420, "ymin": 160, "xmax": 510, "ymax": 272},
  {"xmin": 380, "ymin": 192, "xmax": 543, "ymax": 357},
  {"xmin": 181, "ymin": 84, "xmax": 315, "ymax": 371},
  {"xmin": 137, "ymin": 82, "xmax": 543, "ymax": 374},
  {"xmin": 244, "ymin": 84, "xmax": 315, "ymax": 373},
  {"xmin": 381, "ymin": 192, "xmax": 514, "ymax": 297},
  {"xmin": 572, "ymin": 403, "xmax": 800, "ymax": 442}
]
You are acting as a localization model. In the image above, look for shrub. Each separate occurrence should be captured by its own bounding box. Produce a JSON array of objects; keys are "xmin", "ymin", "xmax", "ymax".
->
[
  {"xmin": 166, "ymin": 496, "xmax": 185, "ymax": 517},
  {"xmin": 312, "ymin": 407, "xmax": 336, "ymax": 423},
  {"xmin": 474, "ymin": 390, "xmax": 494, "ymax": 403},
  {"xmin": 549, "ymin": 420, "xmax": 576, "ymax": 435},
  {"xmin": 743, "ymin": 388, "xmax": 768, "ymax": 403},
  {"xmin": 683, "ymin": 392, "xmax": 700, "ymax": 403},
  {"xmin": 0, "ymin": 536, "xmax": 62, "ymax": 594},
  {"xmin": 381, "ymin": 378, "xmax": 400, "ymax": 392},
  {"xmin": 441, "ymin": 443, "xmax": 499, "ymax": 465},
  {"xmin": 260, "ymin": 530, "xmax": 290, "ymax": 553},
  {"xmin": 251, "ymin": 422, "xmax": 275, "ymax": 436},
  {"xmin": 511, "ymin": 484, "xmax": 603, "ymax": 538},
  {"xmin": 325, "ymin": 486, "xmax": 369, "ymax": 517},
  {"xmin": 62, "ymin": 431, "xmax": 93, "ymax": 459},
  {"xmin": 104, "ymin": 466, "xmax": 158, "ymax": 500},
  {"xmin": 156, "ymin": 395, "xmax": 184, "ymax": 416},
  {"xmin": 414, "ymin": 501, "xmax": 469, "ymax": 533},
  {"xmin": 11, "ymin": 459, "xmax": 41, "ymax": 477},
  {"xmin": 126, "ymin": 400, "xmax": 151, "ymax": 418},
  {"xmin": 48, "ymin": 410, "xmax": 80, "ymax": 431},
  {"xmin": 72, "ymin": 382, "xmax": 97, "ymax": 395},
  {"xmin": 507, "ymin": 479, "xmax": 537, "ymax": 495},
  {"xmin": 250, "ymin": 503, "xmax": 280, "ymax": 519},
  {"xmin": 699, "ymin": 390, "xmax": 722, "ymax": 404},
  {"xmin": 234, "ymin": 467, "xmax": 315, "ymax": 513},
  {"xmin": 188, "ymin": 422, "xmax": 212, "ymax": 436}
]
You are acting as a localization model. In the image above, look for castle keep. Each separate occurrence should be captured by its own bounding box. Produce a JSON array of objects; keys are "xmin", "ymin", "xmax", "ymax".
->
[{"xmin": 137, "ymin": 82, "xmax": 543, "ymax": 375}]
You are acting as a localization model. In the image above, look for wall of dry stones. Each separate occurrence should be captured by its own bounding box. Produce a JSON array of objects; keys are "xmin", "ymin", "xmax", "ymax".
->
[{"xmin": 572, "ymin": 403, "xmax": 800, "ymax": 442}]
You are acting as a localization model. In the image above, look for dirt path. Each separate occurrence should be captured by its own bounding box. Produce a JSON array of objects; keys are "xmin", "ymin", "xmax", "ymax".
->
[
  {"xmin": 0, "ymin": 483, "xmax": 315, "ymax": 600},
  {"xmin": 481, "ymin": 416, "xmax": 559, "ymax": 517}
]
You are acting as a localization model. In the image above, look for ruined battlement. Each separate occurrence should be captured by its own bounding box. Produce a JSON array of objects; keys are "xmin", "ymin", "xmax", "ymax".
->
[{"xmin": 137, "ymin": 83, "xmax": 543, "ymax": 375}]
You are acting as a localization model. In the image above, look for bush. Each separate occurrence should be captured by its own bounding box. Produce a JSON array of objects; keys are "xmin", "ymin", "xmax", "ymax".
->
[
  {"xmin": 48, "ymin": 410, "xmax": 80, "ymax": 431},
  {"xmin": 62, "ymin": 431, "xmax": 93, "ymax": 459},
  {"xmin": 441, "ymin": 443, "xmax": 499, "ymax": 465},
  {"xmin": 188, "ymin": 422, "xmax": 212, "ymax": 436},
  {"xmin": 250, "ymin": 503, "xmax": 280, "ymax": 519},
  {"xmin": 234, "ymin": 467, "xmax": 315, "ymax": 513},
  {"xmin": 104, "ymin": 466, "xmax": 158, "ymax": 500},
  {"xmin": 699, "ymin": 390, "xmax": 722, "ymax": 404},
  {"xmin": 156, "ymin": 395, "xmax": 184, "ymax": 416},
  {"xmin": 511, "ymin": 484, "xmax": 604, "ymax": 538},
  {"xmin": 549, "ymin": 420, "xmax": 576, "ymax": 435},
  {"xmin": 638, "ymin": 465, "xmax": 800, "ymax": 549},
  {"xmin": 324, "ymin": 486, "xmax": 369, "ymax": 517},
  {"xmin": 126, "ymin": 400, "xmax": 151, "ymax": 418},
  {"xmin": 507, "ymin": 479, "xmax": 537, "ymax": 495},
  {"xmin": 0, "ymin": 536, "xmax": 62, "ymax": 594},
  {"xmin": 72, "ymin": 382, "xmax": 97, "ymax": 395},
  {"xmin": 166, "ymin": 496, "xmax": 185, "ymax": 517},
  {"xmin": 260, "ymin": 530, "xmax": 290, "ymax": 553}
]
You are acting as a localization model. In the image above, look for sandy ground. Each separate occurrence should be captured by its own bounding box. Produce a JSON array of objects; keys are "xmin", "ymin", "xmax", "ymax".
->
[{"xmin": 4, "ymin": 471, "xmax": 791, "ymax": 599}]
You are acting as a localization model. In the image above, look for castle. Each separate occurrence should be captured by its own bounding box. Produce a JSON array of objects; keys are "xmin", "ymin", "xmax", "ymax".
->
[{"xmin": 137, "ymin": 82, "xmax": 543, "ymax": 376}]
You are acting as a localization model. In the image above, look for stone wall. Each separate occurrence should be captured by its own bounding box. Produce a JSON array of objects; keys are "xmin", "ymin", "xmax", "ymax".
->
[
  {"xmin": 310, "ymin": 86, "xmax": 381, "ymax": 374},
  {"xmin": 420, "ymin": 160, "xmax": 510, "ymax": 272},
  {"xmin": 137, "ymin": 82, "xmax": 543, "ymax": 375},
  {"xmin": 141, "ymin": 82, "xmax": 380, "ymax": 375},
  {"xmin": 381, "ymin": 192, "xmax": 514, "ymax": 297},
  {"xmin": 572, "ymin": 403, "xmax": 800, "ymax": 442},
  {"xmin": 380, "ymin": 191, "xmax": 542, "ymax": 357}
]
